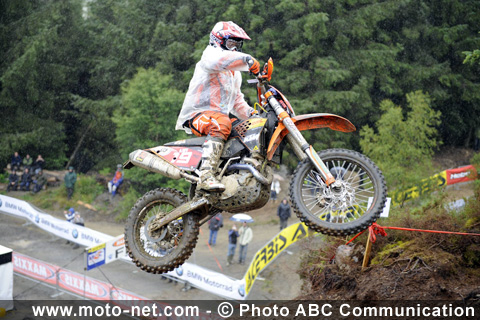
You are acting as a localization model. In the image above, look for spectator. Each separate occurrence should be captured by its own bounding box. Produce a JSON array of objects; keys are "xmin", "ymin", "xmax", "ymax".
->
[
  {"xmin": 72, "ymin": 213, "xmax": 85, "ymax": 249},
  {"xmin": 74, "ymin": 213, "xmax": 85, "ymax": 227},
  {"xmin": 227, "ymin": 225, "xmax": 239, "ymax": 266},
  {"xmin": 238, "ymin": 221, "xmax": 253, "ymax": 265},
  {"xmin": 32, "ymin": 170, "xmax": 47, "ymax": 194},
  {"xmin": 208, "ymin": 213, "xmax": 223, "ymax": 246},
  {"xmin": 270, "ymin": 179, "xmax": 280, "ymax": 203},
  {"xmin": 19, "ymin": 168, "xmax": 33, "ymax": 191},
  {"xmin": 10, "ymin": 152, "xmax": 22, "ymax": 171},
  {"xmin": 32, "ymin": 155, "xmax": 45, "ymax": 175},
  {"xmin": 108, "ymin": 164, "xmax": 124, "ymax": 197},
  {"xmin": 64, "ymin": 208, "xmax": 76, "ymax": 245},
  {"xmin": 6, "ymin": 169, "xmax": 19, "ymax": 192},
  {"xmin": 22, "ymin": 154, "xmax": 33, "ymax": 169},
  {"xmin": 277, "ymin": 198, "xmax": 291, "ymax": 230},
  {"xmin": 64, "ymin": 166, "xmax": 77, "ymax": 200},
  {"xmin": 64, "ymin": 207, "xmax": 75, "ymax": 223}
]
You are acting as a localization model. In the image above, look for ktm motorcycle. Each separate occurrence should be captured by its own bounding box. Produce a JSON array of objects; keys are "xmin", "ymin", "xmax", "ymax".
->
[{"xmin": 123, "ymin": 59, "xmax": 387, "ymax": 274}]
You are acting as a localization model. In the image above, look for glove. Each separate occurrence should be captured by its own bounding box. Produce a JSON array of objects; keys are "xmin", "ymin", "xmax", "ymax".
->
[{"xmin": 246, "ymin": 57, "xmax": 260, "ymax": 75}]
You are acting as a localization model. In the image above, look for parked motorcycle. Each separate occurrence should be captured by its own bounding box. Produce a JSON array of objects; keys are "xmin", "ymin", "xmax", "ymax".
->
[{"xmin": 123, "ymin": 58, "xmax": 387, "ymax": 274}]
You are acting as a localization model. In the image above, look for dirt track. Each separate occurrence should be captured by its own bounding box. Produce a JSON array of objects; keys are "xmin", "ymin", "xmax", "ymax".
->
[{"xmin": 1, "ymin": 198, "xmax": 306, "ymax": 301}]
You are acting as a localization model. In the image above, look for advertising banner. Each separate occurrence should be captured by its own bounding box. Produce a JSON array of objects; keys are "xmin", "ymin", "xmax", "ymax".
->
[
  {"xmin": 86, "ymin": 234, "xmax": 127, "ymax": 271},
  {"xmin": 0, "ymin": 195, "xmax": 111, "ymax": 247},
  {"xmin": 165, "ymin": 263, "xmax": 246, "ymax": 300},
  {"xmin": 446, "ymin": 165, "xmax": 478, "ymax": 185},
  {"xmin": 57, "ymin": 269, "xmax": 112, "ymax": 300},
  {"xmin": 244, "ymin": 222, "xmax": 311, "ymax": 296},
  {"xmin": 390, "ymin": 164, "xmax": 478, "ymax": 206},
  {"xmin": 12, "ymin": 252, "xmax": 58, "ymax": 285},
  {"xmin": 86, "ymin": 243, "xmax": 107, "ymax": 270},
  {"xmin": 390, "ymin": 171, "xmax": 448, "ymax": 206}
]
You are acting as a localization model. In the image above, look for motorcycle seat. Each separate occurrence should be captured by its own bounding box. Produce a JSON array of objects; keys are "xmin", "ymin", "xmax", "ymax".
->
[{"xmin": 164, "ymin": 137, "xmax": 206, "ymax": 147}]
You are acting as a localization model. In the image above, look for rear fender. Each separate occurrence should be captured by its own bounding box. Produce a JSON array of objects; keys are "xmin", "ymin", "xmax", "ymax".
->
[
  {"xmin": 266, "ymin": 113, "xmax": 356, "ymax": 160},
  {"xmin": 147, "ymin": 145, "xmax": 203, "ymax": 171}
]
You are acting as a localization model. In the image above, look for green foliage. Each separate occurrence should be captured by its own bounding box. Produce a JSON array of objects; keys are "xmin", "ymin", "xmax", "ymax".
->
[
  {"xmin": 26, "ymin": 174, "xmax": 103, "ymax": 211},
  {"xmin": 463, "ymin": 32, "xmax": 480, "ymax": 65},
  {"xmin": 0, "ymin": 0, "xmax": 85, "ymax": 169},
  {"xmin": 114, "ymin": 68, "xmax": 186, "ymax": 154},
  {"xmin": 114, "ymin": 67, "xmax": 188, "ymax": 192},
  {"xmin": 0, "ymin": 171, "xmax": 8, "ymax": 183},
  {"xmin": 115, "ymin": 188, "xmax": 141, "ymax": 221},
  {"xmin": 463, "ymin": 49, "xmax": 480, "ymax": 65},
  {"xmin": 99, "ymin": 167, "xmax": 112, "ymax": 176},
  {"xmin": 360, "ymin": 91, "xmax": 442, "ymax": 189},
  {"xmin": 74, "ymin": 175, "xmax": 104, "ymax": 203}
]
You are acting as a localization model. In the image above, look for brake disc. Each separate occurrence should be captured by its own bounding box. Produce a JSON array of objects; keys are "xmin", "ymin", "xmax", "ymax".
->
[{"xmin": 144, "ymin": 215, "xmax": 168, "ymax": 243}]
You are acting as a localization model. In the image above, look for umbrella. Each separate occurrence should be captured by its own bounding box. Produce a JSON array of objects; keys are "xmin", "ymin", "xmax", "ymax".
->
[{"xmin": 230, "ymin": 213, "xmax": 254, "ymax": 223}]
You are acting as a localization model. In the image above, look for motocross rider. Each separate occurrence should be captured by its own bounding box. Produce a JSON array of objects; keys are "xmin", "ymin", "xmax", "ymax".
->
[{"xmin": 176, "ymin": 21, "xmax": 261, "ymax": 192}]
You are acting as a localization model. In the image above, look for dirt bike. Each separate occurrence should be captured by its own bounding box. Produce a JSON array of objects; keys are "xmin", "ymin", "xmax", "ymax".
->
[{"xmin": 123, "ymin": 58, "xmax": 387, "ymax": 274}]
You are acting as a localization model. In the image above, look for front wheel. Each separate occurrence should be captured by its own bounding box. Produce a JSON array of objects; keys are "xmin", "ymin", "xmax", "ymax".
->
[
  {"xmin": 124, "ymin": 188, "xmax": 199, "ymax": 273},
  {"xmin": 290, "ymin": 149, "xmax": 387, "ymax": 236}
]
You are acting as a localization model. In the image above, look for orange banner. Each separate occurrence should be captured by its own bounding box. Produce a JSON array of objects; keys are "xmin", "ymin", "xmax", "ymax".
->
[{"xmin": 446, "ymin": 165, "xmax": 478, "ymax": 185}]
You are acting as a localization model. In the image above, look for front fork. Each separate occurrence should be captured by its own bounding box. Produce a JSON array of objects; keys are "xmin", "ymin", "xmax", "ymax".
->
[{"xmin": 266, "ymin": 93, "xmax": 336, "ymax": 186}]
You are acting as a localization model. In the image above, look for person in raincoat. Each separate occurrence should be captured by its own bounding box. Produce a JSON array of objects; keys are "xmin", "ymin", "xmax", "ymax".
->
[
  {"xmin": 176, "ymin": 21, "xmax": 261, "ymax": 192},
  {"xmin": 64, "ymin": 166, "xmax": 77, "ymax": 200}
]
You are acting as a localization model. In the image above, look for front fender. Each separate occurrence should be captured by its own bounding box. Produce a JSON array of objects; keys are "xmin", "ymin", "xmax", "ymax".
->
[{"xmin": 266, "ymin": 113, "xmax": 356, "ymax": 160}]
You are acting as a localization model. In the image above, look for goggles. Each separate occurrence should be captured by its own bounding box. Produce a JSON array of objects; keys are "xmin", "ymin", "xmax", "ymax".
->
[{"xmin": 225, "ymin": 38, "xmax": 243, "ymax": 51}]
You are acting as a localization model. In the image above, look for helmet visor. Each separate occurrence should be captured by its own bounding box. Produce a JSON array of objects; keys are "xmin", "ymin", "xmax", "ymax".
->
[{"xmin": 225, "ymin": 38, "xmax": 243, "ymax": 51}]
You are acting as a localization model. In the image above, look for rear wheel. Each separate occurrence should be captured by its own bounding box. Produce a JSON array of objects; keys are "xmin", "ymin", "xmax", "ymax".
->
[
  {"xmin": 124, "ymin": 188, "xmax": 199, "ymax": 273},
  {"xmin": 290, "ymin": 149, "xmax": 387, "ymax": 236}
]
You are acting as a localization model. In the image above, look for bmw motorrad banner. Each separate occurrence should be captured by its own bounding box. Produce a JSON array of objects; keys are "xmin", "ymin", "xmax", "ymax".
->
[
  {"xmin": 165, "ymin": 262, "xmax": 247, "ymax": 300},
  {"xmin": 0, "ymin": 195, "xmax": 111, "ymax": 247}
]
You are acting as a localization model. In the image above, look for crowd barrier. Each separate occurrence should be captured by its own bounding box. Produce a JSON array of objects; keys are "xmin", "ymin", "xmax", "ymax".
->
[
  {"xmin": 0, "ymin": 195, "xmax": 111, "ymax": 247},
  {"xmin": 390, "ymin": 165, "xmax": 477, "ymax": 206}
]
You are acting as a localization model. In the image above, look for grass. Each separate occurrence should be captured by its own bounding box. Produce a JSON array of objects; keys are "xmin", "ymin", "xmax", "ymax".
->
[
  {"xmin": 115, "ymin": 188, "xmax": 141, "ymax": 221},
  {"xmin": 24, "ymin": 174, "xmax": 105, "ymax": 212}
]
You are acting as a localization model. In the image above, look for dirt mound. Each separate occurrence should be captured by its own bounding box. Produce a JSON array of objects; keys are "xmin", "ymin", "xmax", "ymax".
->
[
  {"xmin": 297, "ymin": 179, "xmax": 480, "ymax": 301},
  {"xmin": 299, "ymin": 245, "xmax": 480, "ymax": 301}
]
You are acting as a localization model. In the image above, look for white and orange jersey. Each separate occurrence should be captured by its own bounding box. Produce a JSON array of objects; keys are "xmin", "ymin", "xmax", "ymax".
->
[{"xmin": 176, "ymin": 45, "xmax": 255, "ymax": 133}]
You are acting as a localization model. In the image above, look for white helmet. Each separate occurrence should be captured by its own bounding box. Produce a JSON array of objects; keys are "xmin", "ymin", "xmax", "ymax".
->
[{"xmin": 209, "ymin": 21, "xmax": 251, "ymax": 52}]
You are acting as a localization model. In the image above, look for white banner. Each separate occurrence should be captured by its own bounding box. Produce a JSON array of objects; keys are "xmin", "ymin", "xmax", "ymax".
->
[
  {"xmin": 166, "ymin": 263, "xmax": 247, "ymax": 300},
  {"xmin": 0, "ymin": 195, "xmax": 111, "ymax": 247}
]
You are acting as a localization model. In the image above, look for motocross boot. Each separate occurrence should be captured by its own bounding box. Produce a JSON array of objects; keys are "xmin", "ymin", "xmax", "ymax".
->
[{"xmin": 198, "ymin": 138, "xmax": 225, "ymax": 192}]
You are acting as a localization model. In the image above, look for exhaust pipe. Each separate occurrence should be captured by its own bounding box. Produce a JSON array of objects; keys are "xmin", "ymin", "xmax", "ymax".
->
[{"xmin": 128, "ymin": 150, "xmax": 182, "ymax": 180}]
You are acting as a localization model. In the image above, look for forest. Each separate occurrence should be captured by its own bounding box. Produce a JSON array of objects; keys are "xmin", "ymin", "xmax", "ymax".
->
[{"xmin": 1, "ymin": 0, "xmax": 479, "ymax": 193}]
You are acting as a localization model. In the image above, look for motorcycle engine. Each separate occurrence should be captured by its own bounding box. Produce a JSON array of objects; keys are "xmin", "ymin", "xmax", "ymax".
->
[{"xmin": 214, "ymin": 166, "xmax": 272, "ymax": 213}]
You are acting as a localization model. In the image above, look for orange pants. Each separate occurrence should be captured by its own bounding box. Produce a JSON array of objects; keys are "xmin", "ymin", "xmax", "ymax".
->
[{"xmin": 190, "ymin": 111, "xmax": 232, "ymax": 141}]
